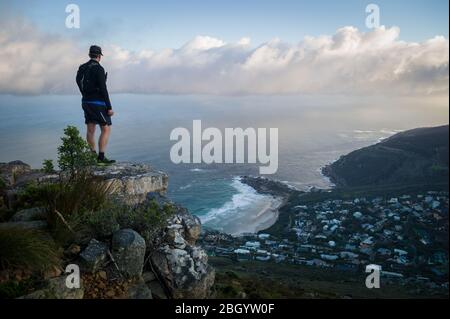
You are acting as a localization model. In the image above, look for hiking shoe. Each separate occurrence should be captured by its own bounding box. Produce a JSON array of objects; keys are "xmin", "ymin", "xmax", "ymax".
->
[{"xmin": 97, "ymin": 157, "xmax": 116, "ymax": 166}]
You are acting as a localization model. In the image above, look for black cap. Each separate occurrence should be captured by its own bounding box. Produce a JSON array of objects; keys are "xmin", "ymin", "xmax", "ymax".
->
[{"xmin": 89, "ymin": 45, "xmax": 103, "ymax": 56}]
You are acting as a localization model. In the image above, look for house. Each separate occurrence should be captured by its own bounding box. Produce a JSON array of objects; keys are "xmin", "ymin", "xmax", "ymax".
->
[
  {"xmin": 340, "ymin": 251, "xmax": 359, "ymax": 259},
  {"xmin": 245, "ymin": 241, "xmax": 261, "ymax": 249},
  {"xmin": 382, "ymin": 271, "xmax": 403, "ymax": 278},
  {"xmin": 234, "ymin": 248, "xmax": 252, "ymax": 261},
  {"xmin": 336, "ymin": 264, "xmax": 358, "ymax": 272},
  {"xmin": 394, "ymin": 249, "xmax": 408, "ymax": 256},
  {"xmin": 377, "ymin": 248, "xmax": 391, "ymax": 256},
  {"xmin": 255, "ymin": 255, "xmax": 271, "ymax": 262},
  {"xmin": 321, "ymin": 254, "xmax": 339, "ymax": 261},
  {"xmin": 258, "ymin": 233, "xmax": 271, "ymax": 240},
  {"xmin": 388, "ymin": 198, "xmax": 399, "ymax": 204},
  {"xmin": 353, "ymin": 212, "xmax": 363, "ymax": 219},
  {"xmin": 306, "ymin": 259, "xmax": 329, "ymax": 267}
]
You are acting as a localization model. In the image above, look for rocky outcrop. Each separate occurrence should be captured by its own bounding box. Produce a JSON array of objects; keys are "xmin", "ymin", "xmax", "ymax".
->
[
  {"xmin": 93, "ymin": 163, "xmax": 168, "ymax": 205},
  {"xmin": 240, "ymin": 176, "xmax": 296, "ymax": 197},
  {"xmin": 0, "ymin": 161, "xmax": 32, "ymax": 186},
  {"xmin": 323, "ymin": 125, "xmax": 449, "ymax": 188},
  {"xmin": 150, "ymin": 207, "xmax": 215, "ymax": 299},
  {"xmin": 10, "ymin": 207, "xmax": 47, "ymax": 222},
  {"xmin": 2, "ymin": 160, "xmax": 214, "ymax": 299},
  {"xmin": 0, "ymin": 161, "xmax": 168, "ymax": 209}
]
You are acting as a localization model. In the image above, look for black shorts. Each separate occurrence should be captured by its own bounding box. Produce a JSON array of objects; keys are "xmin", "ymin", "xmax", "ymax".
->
[{"xmin": 82, "ymin": 101, "xmax": 112, "ymax": 126}]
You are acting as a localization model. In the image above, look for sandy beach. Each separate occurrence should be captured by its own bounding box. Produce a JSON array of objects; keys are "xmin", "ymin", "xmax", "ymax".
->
[{"xmin": 226, "ymin": 196, "xmax": 284, "ymax": 236}]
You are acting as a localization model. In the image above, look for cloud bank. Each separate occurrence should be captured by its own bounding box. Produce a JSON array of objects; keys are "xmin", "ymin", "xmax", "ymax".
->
[{"xmin": 0, "ymin": 15, "xmax": 448, "ymax": 96}]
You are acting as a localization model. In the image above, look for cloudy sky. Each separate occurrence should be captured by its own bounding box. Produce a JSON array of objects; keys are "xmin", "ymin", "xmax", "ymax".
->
[{"xmin": 0, "ymin": 0, "xmax": 448, "ymax": 97}]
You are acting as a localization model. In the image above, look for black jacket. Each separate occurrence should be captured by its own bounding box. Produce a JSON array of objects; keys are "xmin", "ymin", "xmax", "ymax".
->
[{"xmin": 76, "ymin": 59, "xmax": 112, "ymax": 110}]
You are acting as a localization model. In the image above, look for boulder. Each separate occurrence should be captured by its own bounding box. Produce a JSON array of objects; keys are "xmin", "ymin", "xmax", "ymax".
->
[
  {"xmin": 166, "ymin": 206, "xmax": 202, "ymax": 246},
  {"xmin": 112, "ymin": 229, "xmax": 146, "ymax": 278},
  {"xmin": 18, "ymin": 276, "xmax": 84, "ymax": 299},
  {"xmin": 10, "ymin": 207, "xmax": 47, "ymax": 222},
  {"xmin": 179, "ymin": 211, "xmax": 202, "ymax": 245},
  {"xmin": 93, "ymin": 163, "xmax": 168, "ymax": 205},
  {"xmin": 151, "ymin": 244, "xmax": 215, "ymax": 299},
  {"xmin": 0, "ymin": 161, "xmax": 31, "ymax": 186},
  {"xmin": 79, "ymin": 239, "xmax": 108, "ymax": 272},
  {"xmin": 128, "ymin": 280, "xmax": 153, "ymax": 299},
  {"xmin": 148, "ymin": 280, "xmax": 168, "ymax": 299},
  {"xmin": 142, "ymin": 271, "xmax": 156, "ymax": 283}
]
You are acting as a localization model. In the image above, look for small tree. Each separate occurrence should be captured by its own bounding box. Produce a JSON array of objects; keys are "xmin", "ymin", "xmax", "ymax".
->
[
  {"xmin": 42, "ymin": 159, "xmax": 55, "ymax": 174},
  {"xmin": 57, "ymin": 126, "xmax": 96, "ymax": 177}
]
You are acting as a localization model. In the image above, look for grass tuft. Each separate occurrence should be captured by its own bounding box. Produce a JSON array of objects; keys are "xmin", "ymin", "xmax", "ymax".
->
[{"xmin": 0, "ymin": 227, "xmax": 61, "ymax": 272}]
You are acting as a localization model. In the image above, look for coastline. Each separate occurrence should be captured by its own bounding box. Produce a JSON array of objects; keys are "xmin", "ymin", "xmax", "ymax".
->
[
  {"xmin": 237, "ymin": 176, "xmax": 297, "ymax": 235},
  {"xmin": 250, "ymin": 195, "xmax": 286, "ymax": 234},
  {"xmin": 236, "ymin": 171, "xmax": 333, "ymax": 236},
  {"xmin": 199, "ymin": 177, "xmax": 288, "ymax": 236}
]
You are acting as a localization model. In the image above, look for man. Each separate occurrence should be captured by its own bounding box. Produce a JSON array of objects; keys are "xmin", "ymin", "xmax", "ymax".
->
[{"xmin": 76, "ymin": 45, "xmax": 115, "ymax": 165}]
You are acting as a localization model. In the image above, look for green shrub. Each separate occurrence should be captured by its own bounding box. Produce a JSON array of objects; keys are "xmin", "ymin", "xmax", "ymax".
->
[
  {"xmin": 17, "ymin": 182, "xmax": 60, "ymax": 209},
  {"xmin": 42, "ymin": 159, "xmax": 55, "ymax": 174},
  {"xmin": 0, "ymin": 177, "xmax": 6, "ymax": 191},
  {"xmin": 0, "ymin": 278, "xmax": 37, "ymax": 299},
  {"xmin": 0, "ymin": 227, "xmax": 61, "ymax": 272},
  {"xmin": 57, "ymin": 126, "xmax": 96, "ymax": 177},
  {"xmin": 85, "ymin": 207, "xmax": 121, "ymax": 238},
  {"xmin": 84, "ymin": 200, "xmax": 175, "ymax": 244}
]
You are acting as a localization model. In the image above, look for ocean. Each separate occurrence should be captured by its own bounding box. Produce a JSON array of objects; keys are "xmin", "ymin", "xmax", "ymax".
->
[{"xmin": 0, "ymin": 94, "xmax": 416, "ymax": 234}]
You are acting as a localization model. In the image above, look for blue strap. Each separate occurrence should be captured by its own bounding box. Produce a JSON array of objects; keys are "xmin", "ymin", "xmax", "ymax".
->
[{"xmin": 83, "ymin": 100, "xmax": 106, "ymax": 106}]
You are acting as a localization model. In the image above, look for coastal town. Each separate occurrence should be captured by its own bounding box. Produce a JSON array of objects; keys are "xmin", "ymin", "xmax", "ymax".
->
[{"xmin": 199, "ymin": 189, "xmax": 449, "ymax": 292}]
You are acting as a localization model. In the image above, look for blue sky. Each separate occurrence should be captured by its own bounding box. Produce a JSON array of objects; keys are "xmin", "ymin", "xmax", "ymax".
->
[
  {"xmin": 0, "ymin": 0, "xmax": 448, "ymax": 98},
  {"xmin": 4, "ymin": 0, "xmax": 449, "ymax": 50}
]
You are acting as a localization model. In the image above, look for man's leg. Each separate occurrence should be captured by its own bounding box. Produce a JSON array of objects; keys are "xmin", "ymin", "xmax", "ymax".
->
[
  {"xmin": 98, "ymin": 124, "xmax": 111, "ymax": 156},
  {"xmin": 86, "ymin": 123, "xmax": 96, "ymax": 152}
]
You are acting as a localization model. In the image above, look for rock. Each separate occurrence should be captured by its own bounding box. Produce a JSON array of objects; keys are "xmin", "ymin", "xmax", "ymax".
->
[
  {"xmin": 18, "ymin": 276, "xmax": 84, "ymax": 299},
  {"xmin": 4, "ymin": 189, "xmax": 19, "ymax": 210},
  {"xmin": 93, "ymin": 163, "xmax": 168, "ymax": 205},
  {"xmin": 173, "ymin": 231, "xmax": 187, "ymax": 249},
  {"xmin": 105, "ymin": 289, "xmax": 116, "ymax": 298},
  {"xmin": 0, "ymin": 161, "xmax": 31, "ymax": 186},
  {"xmin": 14, "ymin": 171, "xmax": 59, "ymax": 189},
  {"xmin": 128, "ymin": 280, "xmax": 153, "ymax": 299},
  {"xmin": 0, "ymin": 220, "xmax": 48, "ymax": 231},
  {"xmin": 148, "ymin": 281, "xmax": 167, "ymax": 299},
  {"xmin": 79, "ymin": 239, "xmax": 108, "ymax": 272},
  {"xmin": 180, "ymin": 211, "xmax": 202, "ymax": 245},
  {"xmin": 97, "ymin": 270, "xmax": 108, "ymax": 281},
  {"xmin": 151, "ymin": 244, "xmax": 215, "ymax": 299},
  {"xmin": 10, "ymin": 207, "xmax": 47, "ymax": 222},
  {"xmin": 240, "ymin": 176, "xmax": 295, "ymax": 197},
  {"xmin": 43, "ymin": 266, "xmax": 63, "ymax": 279},
  {"xmin": 166, "ymin": 224, "xmax": 187, "ymax": 249},
  {"xmin": 112, "ymin": 229, "xmax": 146, "ymax": 278},
  {"xmin": 142, "ymin": 271, "xmax": 156, "ymax": 283},
  {"xmin": 165, "ymin": 206, "xmax": 202, "ymax": 245}
]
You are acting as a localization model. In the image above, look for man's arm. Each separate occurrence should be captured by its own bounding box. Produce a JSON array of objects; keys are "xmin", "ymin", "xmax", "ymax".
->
[
  {"xmin": 96, "ymin": 66, "xmax": 112, "ymax": 110},
  {"xmin": 76, "ymin": 66, "xmax": 84, "ymax": 94}
]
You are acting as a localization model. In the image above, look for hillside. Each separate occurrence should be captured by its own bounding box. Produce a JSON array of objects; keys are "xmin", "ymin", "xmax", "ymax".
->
[{"xmin": 323, "ymin": 125, "xmax": 449, "ymax": 188}]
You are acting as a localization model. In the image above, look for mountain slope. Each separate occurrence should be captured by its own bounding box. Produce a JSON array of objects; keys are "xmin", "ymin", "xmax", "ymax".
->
[{"xmin": 323, "ymin": 125, "xmax": 449, "ymax": 188}]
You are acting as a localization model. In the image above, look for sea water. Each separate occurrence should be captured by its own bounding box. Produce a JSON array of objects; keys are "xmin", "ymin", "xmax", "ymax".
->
[{"xmin": 0, "ymin": 94, "xmax": 413, "ymax": 235}]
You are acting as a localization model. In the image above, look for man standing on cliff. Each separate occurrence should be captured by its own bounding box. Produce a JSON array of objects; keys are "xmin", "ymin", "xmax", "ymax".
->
[{"xmin": 76, "ymin": 45, "xmax": 115, "ymax": 165}]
